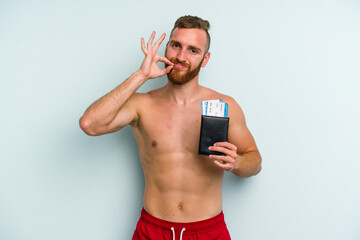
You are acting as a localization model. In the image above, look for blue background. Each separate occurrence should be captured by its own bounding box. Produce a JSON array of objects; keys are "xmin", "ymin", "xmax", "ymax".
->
[{"xmin": 1, "ymin": 0, "xmax": 360, "ymax": 239}]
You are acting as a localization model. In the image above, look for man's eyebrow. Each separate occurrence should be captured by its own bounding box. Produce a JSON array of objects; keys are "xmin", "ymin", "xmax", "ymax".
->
[
  {"xmin": 170, "ymin": 40, "xmax": 180, "ymax": 44},
  {"xmin": 169, "ymin": 40, "xmax": 182, "ymax": 47}
]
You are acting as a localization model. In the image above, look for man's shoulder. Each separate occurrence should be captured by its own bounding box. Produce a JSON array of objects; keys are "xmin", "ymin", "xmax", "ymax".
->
[
  {"xmin": 200, "ymin": 86, "xmax": 237, "ymax": 104},
  {"xmin": 125, "ymin": 92, "xmax": 155, "ymax": 112},
  {"xmin": 132, "ymin": 91, "xmax": 158, "ymax": 101},
  {"xmin": 130, "ymin": 89, "xmax": 164, "ymax": 107}
]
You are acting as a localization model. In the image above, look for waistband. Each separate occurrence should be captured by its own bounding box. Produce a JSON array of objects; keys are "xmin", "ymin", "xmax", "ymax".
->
[{"xmin": 140, "ymin": 208, "xmax": 226, "ymax": 233}]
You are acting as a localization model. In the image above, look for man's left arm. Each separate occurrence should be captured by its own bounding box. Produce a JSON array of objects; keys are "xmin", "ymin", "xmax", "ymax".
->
[{"xmin": 208, "ymin": 98, "xmax": 262, "ymax": 178}]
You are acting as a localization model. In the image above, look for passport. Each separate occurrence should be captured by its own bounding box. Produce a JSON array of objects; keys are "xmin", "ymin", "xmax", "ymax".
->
[{"xmin": 198, "ymin": 100, "xmax": 230, "ymax": 156}]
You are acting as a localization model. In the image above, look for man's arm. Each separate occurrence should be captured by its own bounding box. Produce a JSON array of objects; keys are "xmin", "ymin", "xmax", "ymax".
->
[
  {"xmin": 79, "ymin": 32, "xmax": 173, "ymax": 136},
  {"xmin": 208, "ymin": 98, "xmax": 262, "ymax": 178}
]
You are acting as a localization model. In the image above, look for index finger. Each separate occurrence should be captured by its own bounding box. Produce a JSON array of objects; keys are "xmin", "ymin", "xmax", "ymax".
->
[
  {"xmin": 213, "ymin": 142, "xmax": 237, "ymax": 151},
  {"xmin": 158, "ymin": 56, "xmax": 174, "ymax": 66}
]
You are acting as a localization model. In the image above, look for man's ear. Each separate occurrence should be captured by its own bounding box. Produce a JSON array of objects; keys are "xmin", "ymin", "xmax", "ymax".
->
[{"xmin": 201, "ymin": 51, "xmax": 211, "ymax": 67}]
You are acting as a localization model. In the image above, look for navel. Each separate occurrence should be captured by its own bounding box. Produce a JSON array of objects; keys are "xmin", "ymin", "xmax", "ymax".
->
[
  {"xmin": 151, "ymin": 140, "xmax": 158, "ymax": 148},
  {"xmin": 178, "ymin": 203, "xmax": 183, "ymax": 211}
]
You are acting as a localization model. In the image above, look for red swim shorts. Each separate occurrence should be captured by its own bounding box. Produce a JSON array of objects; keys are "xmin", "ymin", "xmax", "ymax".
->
[{"xmin": 132, "ymin": 208, "xmax": 231, "ymax": 240}]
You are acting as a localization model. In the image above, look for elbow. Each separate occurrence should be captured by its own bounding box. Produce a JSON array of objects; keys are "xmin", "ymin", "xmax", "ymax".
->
[
  {"xmin": 241, "ymin": 165, "xmax": 261, "ymax": 178},
  {"xmin": 253, "ymin": 155, "xmax": 262, "ymax": 176},
  {"xmin": 254, "ymin": 164, "xmax": 262, "ymax": 176},
  {"xmin": 247, "ymin": 156, "xmax": 262, "ymax": 177},
  {"xmin": 79, "ymin": 116, "xmax": 98, "ymax": 136}
]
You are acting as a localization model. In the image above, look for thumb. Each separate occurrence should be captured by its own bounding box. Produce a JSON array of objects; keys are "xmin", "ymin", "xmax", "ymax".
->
[{"xmin": 163, "ymin": 65, "xmax": 173, "ymax": 74}]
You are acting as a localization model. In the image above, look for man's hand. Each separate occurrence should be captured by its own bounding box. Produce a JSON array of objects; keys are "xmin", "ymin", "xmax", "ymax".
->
[
  {"xmin": 208, "ymin": 142, "xmax": 238, "ymax": 171},
  {"xmin": 139, "ymin": 31, "xmax": 174, "ymax": 80}
]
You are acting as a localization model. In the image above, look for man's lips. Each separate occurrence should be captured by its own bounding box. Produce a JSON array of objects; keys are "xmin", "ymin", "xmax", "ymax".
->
[
  {"xmin": 173, "ymin": 63, "xmax": 188, "ymax": 69},
  {"xmin": 169, "ymin": 58, "xmax": 191, "ymax": 69}
]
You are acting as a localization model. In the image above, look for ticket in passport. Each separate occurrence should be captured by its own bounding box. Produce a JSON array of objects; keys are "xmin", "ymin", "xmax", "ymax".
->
[{"xmin": 201, "ymin": 99, "xmax": 228, "ymax": 117}]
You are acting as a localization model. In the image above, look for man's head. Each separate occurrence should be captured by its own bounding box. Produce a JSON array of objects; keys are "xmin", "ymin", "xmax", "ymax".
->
[
  {"xmin": 166, "ymin": 15, "xmax": 211, "ymax": 85},
  {"xmin": 170, "ymin": 15, "xmax": 211, "ymax": 53}
]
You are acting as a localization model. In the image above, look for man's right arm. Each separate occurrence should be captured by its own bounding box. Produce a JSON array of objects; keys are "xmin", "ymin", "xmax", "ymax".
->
[
  {"xmin": 79, "ymin": 72, "xmax": 146, "ymax": 136},
  {"xmin": 79, "ymin": 32, "xmax": 173, "ymax": 136}
]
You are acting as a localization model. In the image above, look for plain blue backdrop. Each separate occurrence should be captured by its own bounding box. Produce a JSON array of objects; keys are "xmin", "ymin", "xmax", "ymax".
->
[{"xmin": 1, "ymin": 0, "xmax": 360, "ymax": 239}]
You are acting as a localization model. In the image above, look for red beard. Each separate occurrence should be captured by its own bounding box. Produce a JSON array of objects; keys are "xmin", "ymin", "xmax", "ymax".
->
[{"xmin": 166, "ymin": 58, "xmax": 203, "ymax": 85}]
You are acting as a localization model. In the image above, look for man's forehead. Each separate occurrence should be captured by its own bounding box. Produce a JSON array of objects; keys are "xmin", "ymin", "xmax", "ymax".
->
[{"xmin": 169, "ymin": 28, "xmax": 208, "ymax": 50}]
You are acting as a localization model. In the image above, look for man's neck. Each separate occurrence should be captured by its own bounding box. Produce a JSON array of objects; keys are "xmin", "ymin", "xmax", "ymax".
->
[{"xmin": 164, "ymin": 77, "xmax": 202, "ymax": 106}]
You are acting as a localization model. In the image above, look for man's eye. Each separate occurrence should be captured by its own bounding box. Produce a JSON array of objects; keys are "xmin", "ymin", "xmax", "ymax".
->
[
  {"xmin": 190, "ymin": 49, "xmax": 198, "ymax": 54},
  {"xmin": 173, "ymin": 43, "xmax": 180, "ymax": 48}
]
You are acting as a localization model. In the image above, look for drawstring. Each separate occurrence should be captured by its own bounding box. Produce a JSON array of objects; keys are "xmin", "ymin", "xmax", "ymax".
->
[
  {"xmin": 171, "ymin": 228, "xmax": 175, "ymax": 240},
  {"xmin": 180, "ymin": 228, "xmax": 186, "ymax": 239},
  {"xmin": 170, "ymin": 227, "xmax": 186, "ymax": 240}
]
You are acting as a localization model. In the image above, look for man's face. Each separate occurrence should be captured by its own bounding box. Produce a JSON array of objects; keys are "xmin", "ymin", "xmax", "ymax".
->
[{"xmin": 165, "ymin": 28, "xmax": 210, "ymax": 85}]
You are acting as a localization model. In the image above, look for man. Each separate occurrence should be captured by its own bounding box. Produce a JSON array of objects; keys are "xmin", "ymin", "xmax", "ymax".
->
[{"xmin": 80, "ymin": 15, "xmax": 261, "ymax": 240}]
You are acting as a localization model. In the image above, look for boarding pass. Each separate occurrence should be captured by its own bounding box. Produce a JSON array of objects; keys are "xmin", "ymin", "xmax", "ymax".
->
[{"xmin": 201, "ymin": 99, "xmax": 228, "ymax": 117}]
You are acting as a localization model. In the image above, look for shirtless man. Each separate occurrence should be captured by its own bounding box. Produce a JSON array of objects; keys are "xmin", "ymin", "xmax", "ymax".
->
[{"xmin": 79, "ymin": 16, "xmax": 261, "ymax": 240}]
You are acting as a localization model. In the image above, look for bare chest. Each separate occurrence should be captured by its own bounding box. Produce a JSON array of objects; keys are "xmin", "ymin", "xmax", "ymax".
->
[{"xmin": 135, "ymin": 102, "xmax": 202, "ymax": 154}]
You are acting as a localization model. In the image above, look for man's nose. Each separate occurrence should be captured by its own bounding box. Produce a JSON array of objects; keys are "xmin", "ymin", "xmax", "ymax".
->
[{"xmin": 176, "ymin": 49, "xmax": 187, "ymax": 62}]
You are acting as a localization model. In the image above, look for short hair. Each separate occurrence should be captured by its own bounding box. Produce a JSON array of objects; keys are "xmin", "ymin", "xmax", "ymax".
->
[{"xmin": 170, "ymin": 15, "xmax": 211, "ymax": 52}]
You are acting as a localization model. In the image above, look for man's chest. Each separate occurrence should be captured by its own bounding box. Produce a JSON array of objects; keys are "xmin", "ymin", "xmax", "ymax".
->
[{"xmin": 135, "ymin": 102, "xmax": 202, "ymax": 153}]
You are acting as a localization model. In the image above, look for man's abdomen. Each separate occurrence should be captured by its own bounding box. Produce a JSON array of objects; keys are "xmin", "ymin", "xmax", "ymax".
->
[{"xmin": 141, "ymin": 155, "xmax": 224, "ymax": 223}]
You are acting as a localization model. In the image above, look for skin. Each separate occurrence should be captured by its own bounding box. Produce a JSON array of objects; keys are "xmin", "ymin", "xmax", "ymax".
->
[{"xmin": 79, "ymin": 28, "xmax": 262, "ymax": 223}]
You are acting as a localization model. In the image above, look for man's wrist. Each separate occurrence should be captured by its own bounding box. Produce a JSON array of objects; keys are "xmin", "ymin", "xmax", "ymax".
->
[
  {"xmin": 133, "ymin": 70, "xmax": 149, "ymax": 83},
  {"xmin": 231, "ymin": 154, "xmax": 241, "ymax": 174}
]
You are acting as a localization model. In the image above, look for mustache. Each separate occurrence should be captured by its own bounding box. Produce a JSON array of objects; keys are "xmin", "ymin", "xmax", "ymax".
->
[{"xmin": 169, "ymin": 58, "xmax": 191, "ymax": 69}]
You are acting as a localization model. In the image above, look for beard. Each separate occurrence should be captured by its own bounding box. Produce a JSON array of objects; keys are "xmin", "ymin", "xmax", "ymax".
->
[{"xmin": 166, "ymin": 57, "xmax": 203, "ymax": 85}]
